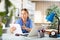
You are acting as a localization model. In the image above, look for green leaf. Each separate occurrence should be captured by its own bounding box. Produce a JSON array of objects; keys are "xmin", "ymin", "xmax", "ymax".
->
[
  {"xmin": 2, "ymin": 17, "xmax": 7, "ymax": 24},
  {"xmin": 5, "ymin": 0, "xmax": 12, "ymax": 7},
  {"xmin": 0, "ymin": 11, "xmax": 6, "ymax": 17}
]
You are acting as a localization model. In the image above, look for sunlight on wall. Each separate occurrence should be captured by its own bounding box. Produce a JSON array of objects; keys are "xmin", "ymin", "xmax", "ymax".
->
[{"xmin": 34, "ymin": 11, "xmax": 43, "ymax": 23}]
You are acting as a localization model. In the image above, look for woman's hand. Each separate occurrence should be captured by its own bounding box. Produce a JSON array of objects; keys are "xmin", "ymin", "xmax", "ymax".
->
[
  {"xmin": 22, "ymin": 26, "xmax": 26, "ymax": 30},
  {"xmin": 22, "ymin": 26, "xmax": 31, "ymax": 32},
  {"xmin": 10, "ymin": 27, "xmax": 16, "ymax": 34}
]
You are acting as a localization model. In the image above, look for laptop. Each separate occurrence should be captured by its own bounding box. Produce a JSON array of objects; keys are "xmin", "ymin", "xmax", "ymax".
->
[{"xmin": 10, "ymin": 24, "xmax": 39, "ymax": 37}]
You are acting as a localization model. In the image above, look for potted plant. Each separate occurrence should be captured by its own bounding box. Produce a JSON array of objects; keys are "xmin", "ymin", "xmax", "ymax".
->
[
  {"xmin": 0, "ymin": 0, "xmax": 15, "ymax": 37},
  {"xmin": 46, "ymin": 5, "xmax": 60, "ymax": 29}
]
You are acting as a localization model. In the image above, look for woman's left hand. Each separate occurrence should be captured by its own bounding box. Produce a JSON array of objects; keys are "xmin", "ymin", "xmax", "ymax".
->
[
  {"xmin": 22, "ymin": 26, "xmax": 31, "ymax": 32},
  {"xmin": 22, "ymin": 26, "xmax": 26, "ymax": 30}
]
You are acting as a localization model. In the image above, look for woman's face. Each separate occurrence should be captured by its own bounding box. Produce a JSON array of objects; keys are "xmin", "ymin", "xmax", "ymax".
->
[{"xmin": 21, "ymin": 10, "xmax": 28, "ymax": 20}]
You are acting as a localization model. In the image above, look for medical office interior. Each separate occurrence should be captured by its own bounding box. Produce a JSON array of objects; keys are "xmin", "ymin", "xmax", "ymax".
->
[{"xmin": 0, "ymin": 0, "xmax": 60, "ymax": 40}]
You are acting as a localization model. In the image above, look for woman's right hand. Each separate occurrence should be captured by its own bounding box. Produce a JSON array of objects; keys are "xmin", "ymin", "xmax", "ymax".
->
[{"xmin": 10, "ymin": 27, "xmax": 16, "ymax": 34}]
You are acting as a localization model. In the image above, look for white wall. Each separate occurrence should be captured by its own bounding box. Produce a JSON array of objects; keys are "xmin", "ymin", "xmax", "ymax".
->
[{"xmin": 0, "ymin": 0, "xmax": 5, "ymax": 12}]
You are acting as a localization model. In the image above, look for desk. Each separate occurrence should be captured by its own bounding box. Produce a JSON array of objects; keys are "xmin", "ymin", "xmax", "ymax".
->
[
  {"xmin": 2, "ymin": 28, "xmax": 60, "ymax": 40},
  {"xmin": 2, "ymin": 33, "xmax": 60, "ymax": 40}
]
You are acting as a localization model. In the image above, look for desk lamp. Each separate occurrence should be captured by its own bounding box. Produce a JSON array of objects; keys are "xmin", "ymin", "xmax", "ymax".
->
[{"xmin": 46, "ymin": 12, "xmax": 60, "ymax": 37}]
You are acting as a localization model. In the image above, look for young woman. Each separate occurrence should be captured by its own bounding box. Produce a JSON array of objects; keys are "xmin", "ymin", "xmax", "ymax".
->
[{"xmin": 10, "ymin": 8, "xmax": 33, "ymax": 33}]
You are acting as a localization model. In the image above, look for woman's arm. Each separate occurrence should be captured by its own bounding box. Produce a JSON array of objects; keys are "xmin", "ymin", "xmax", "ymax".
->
[
  {"xmin": 25, "ymin": 20, "xmax": 33, "ymax": 32},
  {"xmin": 21, "ymin": 19, "xmax": 33, "ymax": 32}
]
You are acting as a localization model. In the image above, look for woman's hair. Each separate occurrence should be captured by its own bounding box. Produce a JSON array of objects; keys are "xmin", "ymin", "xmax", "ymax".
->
[
  {"xmin": 21, "ymin": 8, "xmax": 29, "ymax": 14},
  {"xmin": 21, "ymin": 8, "xmax": 29, "ymax": 19}
]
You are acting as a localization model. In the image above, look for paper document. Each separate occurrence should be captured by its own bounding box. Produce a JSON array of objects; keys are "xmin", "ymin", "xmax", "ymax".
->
[{"xmin": 10, "ymin": 24, "xmax": 23, "ymax": 34}]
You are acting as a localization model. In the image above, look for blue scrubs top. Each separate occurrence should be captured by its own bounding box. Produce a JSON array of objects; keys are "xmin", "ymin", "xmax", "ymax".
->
[{"xmin": 15, "ymin": 18, "xmax": 33, "ymax": 33}]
